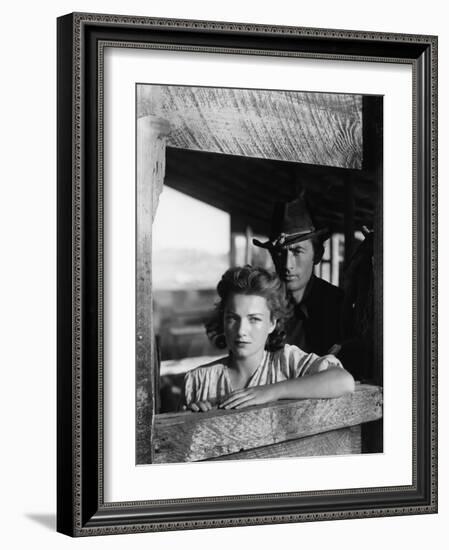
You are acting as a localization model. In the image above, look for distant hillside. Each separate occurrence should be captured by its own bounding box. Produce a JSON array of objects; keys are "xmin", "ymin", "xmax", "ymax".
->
[{"xmin": 152, "ymin": 248, "xmax": 229, "ymax": 290}]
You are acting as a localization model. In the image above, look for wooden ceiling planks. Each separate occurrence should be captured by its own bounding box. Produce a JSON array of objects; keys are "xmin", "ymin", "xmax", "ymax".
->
[
  {"xmin": 164, "ymin": 148, "xmax": 376, "ymax": 235},
  {"xmin": 137, "ymin": 85, "xmax": 363, "ymax": 169}
]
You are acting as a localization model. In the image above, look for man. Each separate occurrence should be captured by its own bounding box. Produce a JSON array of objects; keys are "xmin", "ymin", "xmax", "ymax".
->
[{"xmin": 253, "ymin": 196, "xmax": 344, "ymax": 356}]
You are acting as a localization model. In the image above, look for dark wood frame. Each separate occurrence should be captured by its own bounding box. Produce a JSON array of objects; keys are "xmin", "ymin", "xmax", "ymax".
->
[{"xmin": 57, "ymin": 12, "xmax": 437, "ymax": 536}]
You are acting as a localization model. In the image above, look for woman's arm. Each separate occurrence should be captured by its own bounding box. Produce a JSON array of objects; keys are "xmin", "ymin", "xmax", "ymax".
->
[
  {"xmin": 219, "ymin": 366, "xmax": 354, "ymax": 409},
  {"xmin": 272, "ymin": 365, "xmax": 355, "ymax": 399}
]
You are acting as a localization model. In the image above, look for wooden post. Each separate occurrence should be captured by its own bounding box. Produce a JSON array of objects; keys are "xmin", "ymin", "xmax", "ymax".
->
[
  {"xmin": 365, "ymin": 97, "xmax": 384, "ymax": 388},
  {"xmin": 361, "ymin": 96, "xmax": 384, "ymax": 451},
  {"xmin": 331, "ymin": 234, "xmax": 340, "ymax": 286},
  {"xmin": 245, "ymin": 225, "xmax": 253, "ymax": 265},
  {"xmin": 344, "ymin": 177, "xmax": 355, "ymax": 266},
  {"xmin": 136, "ymin": 115, "xmax": 170, "ymax": 464}
]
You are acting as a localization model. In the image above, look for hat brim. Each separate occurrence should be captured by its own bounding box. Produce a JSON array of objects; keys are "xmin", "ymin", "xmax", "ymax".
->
[{"xmin": 253, "ymin": 227, "xmax": 330, "ymax": 250}]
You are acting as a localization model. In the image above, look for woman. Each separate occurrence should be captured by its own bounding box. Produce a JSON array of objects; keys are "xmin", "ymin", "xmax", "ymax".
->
[{"xmin": 182, "ymin": 265, "xmax": 354, "ymax": 412}]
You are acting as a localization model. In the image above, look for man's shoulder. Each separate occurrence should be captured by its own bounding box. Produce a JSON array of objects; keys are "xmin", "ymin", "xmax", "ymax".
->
[
  {"xmin": 306, "ymin": 276, "xmax": 344, "ymax": 314},
  {"xmin": 311, "ymin": 276, "xmax": 344, "ymax": 299}
]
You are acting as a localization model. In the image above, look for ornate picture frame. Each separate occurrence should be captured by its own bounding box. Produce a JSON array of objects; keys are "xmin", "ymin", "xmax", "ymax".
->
[{"xmin": 57, "ymin": 12, "xmax": 437, "ymax": 536}]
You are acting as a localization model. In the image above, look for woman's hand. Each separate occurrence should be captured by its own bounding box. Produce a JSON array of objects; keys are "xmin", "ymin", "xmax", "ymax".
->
[
  {"xmin": 183, "ymin": 401, "xmax": 214, "ymax": 412},
  {"xmin": 219, "ymin": 385, "xmax": 279, "ymax": 410}
]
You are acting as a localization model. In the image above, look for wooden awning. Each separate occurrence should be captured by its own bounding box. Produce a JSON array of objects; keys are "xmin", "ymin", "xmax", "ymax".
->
[{"xmin": 138, "ymin": 85, "xmax": 363, "ymax": 169}]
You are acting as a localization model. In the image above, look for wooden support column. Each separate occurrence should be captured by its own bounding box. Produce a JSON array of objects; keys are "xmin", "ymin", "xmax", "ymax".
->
[
  {"xmin": 230, "ymin": 215, "xmax": 248, "ymax": 267},
  {"xmin": 361, "ymin": 95, "xmax": 383, "ymax": 451},
  {"xmin": 136, "ymin": 115, "xmax": 170, "ymax": 464},
  {"xmin": 245, "ymin": 225, "xmax": 253, "ymax": 265},
  {"xmin": 344, "ymin": 177, "xmax": 355, "ymax": 266},
  {"xmin": 362, "ymin": 96, "xmax": 383, "ymax": 387},
  {"xmin": 331, "ymin": 234, "xmax": 340, "ymax": 286}
]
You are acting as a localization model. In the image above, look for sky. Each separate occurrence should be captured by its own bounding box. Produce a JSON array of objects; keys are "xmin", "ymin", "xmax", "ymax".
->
[{"xmin": 152, "ymin": 186, "xmax": 230, "ymax": 254}]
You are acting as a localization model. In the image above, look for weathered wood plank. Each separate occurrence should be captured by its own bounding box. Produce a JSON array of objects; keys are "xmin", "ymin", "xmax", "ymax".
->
[
  {"xmin": 208, "ymin": 426, "xmax": 361, "ymax": 461},
  {"xmin": 136, "ymin": 116, "xmax": 170, "ymax": 464},
  {"xmin": 153, "ymin": 384, "xmax": 382, "ymax": 463},
  {"xmin": 137, "ymin": 85, "xmax": 362, "ymax": 169}
]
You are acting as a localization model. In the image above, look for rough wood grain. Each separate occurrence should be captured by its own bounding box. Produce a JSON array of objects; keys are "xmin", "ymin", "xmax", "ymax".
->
[
  {"xmin": 208, "ymin": 426, "xmax": 361, "ymax": 461},
  {"xmin": 153, "ymin": 384, "xmax": 382, "ymax": 463},
  {"xmin": 137, "ymin": 85, "xmax": 362, "ymax": 169},
  {"xmin": 136, "ymin": 115, "xmax": 170, "ymax": 464}
]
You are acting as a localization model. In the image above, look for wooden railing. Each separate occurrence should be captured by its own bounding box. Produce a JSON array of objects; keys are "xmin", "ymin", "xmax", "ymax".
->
[{"xmin": 153, "ymin": 384, "xmax": 383, "ymax": 463}]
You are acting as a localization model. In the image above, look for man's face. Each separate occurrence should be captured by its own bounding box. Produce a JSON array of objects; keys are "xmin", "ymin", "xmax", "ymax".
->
[{"xmin": 271, "ymin": 239, "xmax": 315, "ymax": 295}]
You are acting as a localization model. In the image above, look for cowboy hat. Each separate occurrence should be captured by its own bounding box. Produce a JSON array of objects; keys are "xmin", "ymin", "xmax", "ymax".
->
[{"xmin": 253, "ymin": 197, "xmax": 330, "ymax": 250}]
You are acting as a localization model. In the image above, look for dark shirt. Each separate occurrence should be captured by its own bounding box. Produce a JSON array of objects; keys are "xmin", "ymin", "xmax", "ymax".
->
[{"xmin": 285, "ymin": 275, "xmax": 344, "ymax": 356}]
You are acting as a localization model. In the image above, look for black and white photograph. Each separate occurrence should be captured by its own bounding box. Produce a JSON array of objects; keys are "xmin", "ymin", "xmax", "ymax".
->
[{"xmin": 135, "ymin": 83, "xmax": 383, "ymax": 464}]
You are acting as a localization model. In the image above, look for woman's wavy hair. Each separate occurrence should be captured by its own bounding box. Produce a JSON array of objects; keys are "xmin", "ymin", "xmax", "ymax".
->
[{"xmin": 205, "ymin": 265, "xmax": 291, "ymax": 352}]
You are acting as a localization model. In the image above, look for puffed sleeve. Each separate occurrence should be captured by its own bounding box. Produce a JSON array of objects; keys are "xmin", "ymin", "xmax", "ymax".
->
[
  {"xmin": 182, "ymin": 370, "xmax": 198, "ymax": 407},
  {"xmin": 304, "ymin": 353, "xmax": 343, "ymax": 376},
  {"xmin": 283, "ymin": 344, "xmax": 343, "ymax": 378}
]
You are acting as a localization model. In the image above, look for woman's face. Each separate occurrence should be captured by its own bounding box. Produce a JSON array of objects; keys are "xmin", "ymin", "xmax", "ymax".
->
[{"xmin": 223, "ymin": 293, "xmax": 276, "ymax": 361}]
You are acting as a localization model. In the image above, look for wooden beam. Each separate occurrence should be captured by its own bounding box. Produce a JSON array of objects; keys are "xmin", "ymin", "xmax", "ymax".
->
[
  {"xmin": 153, "ymin": 384, "xmax": 382, "ymax": 463},
  {"xmin": 138, "ymin": 85, "xmax": 363, "ymax": 169},
  {"xmin": 208, "ymin": 426, "xmax": 362, "ymax": 461}
]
